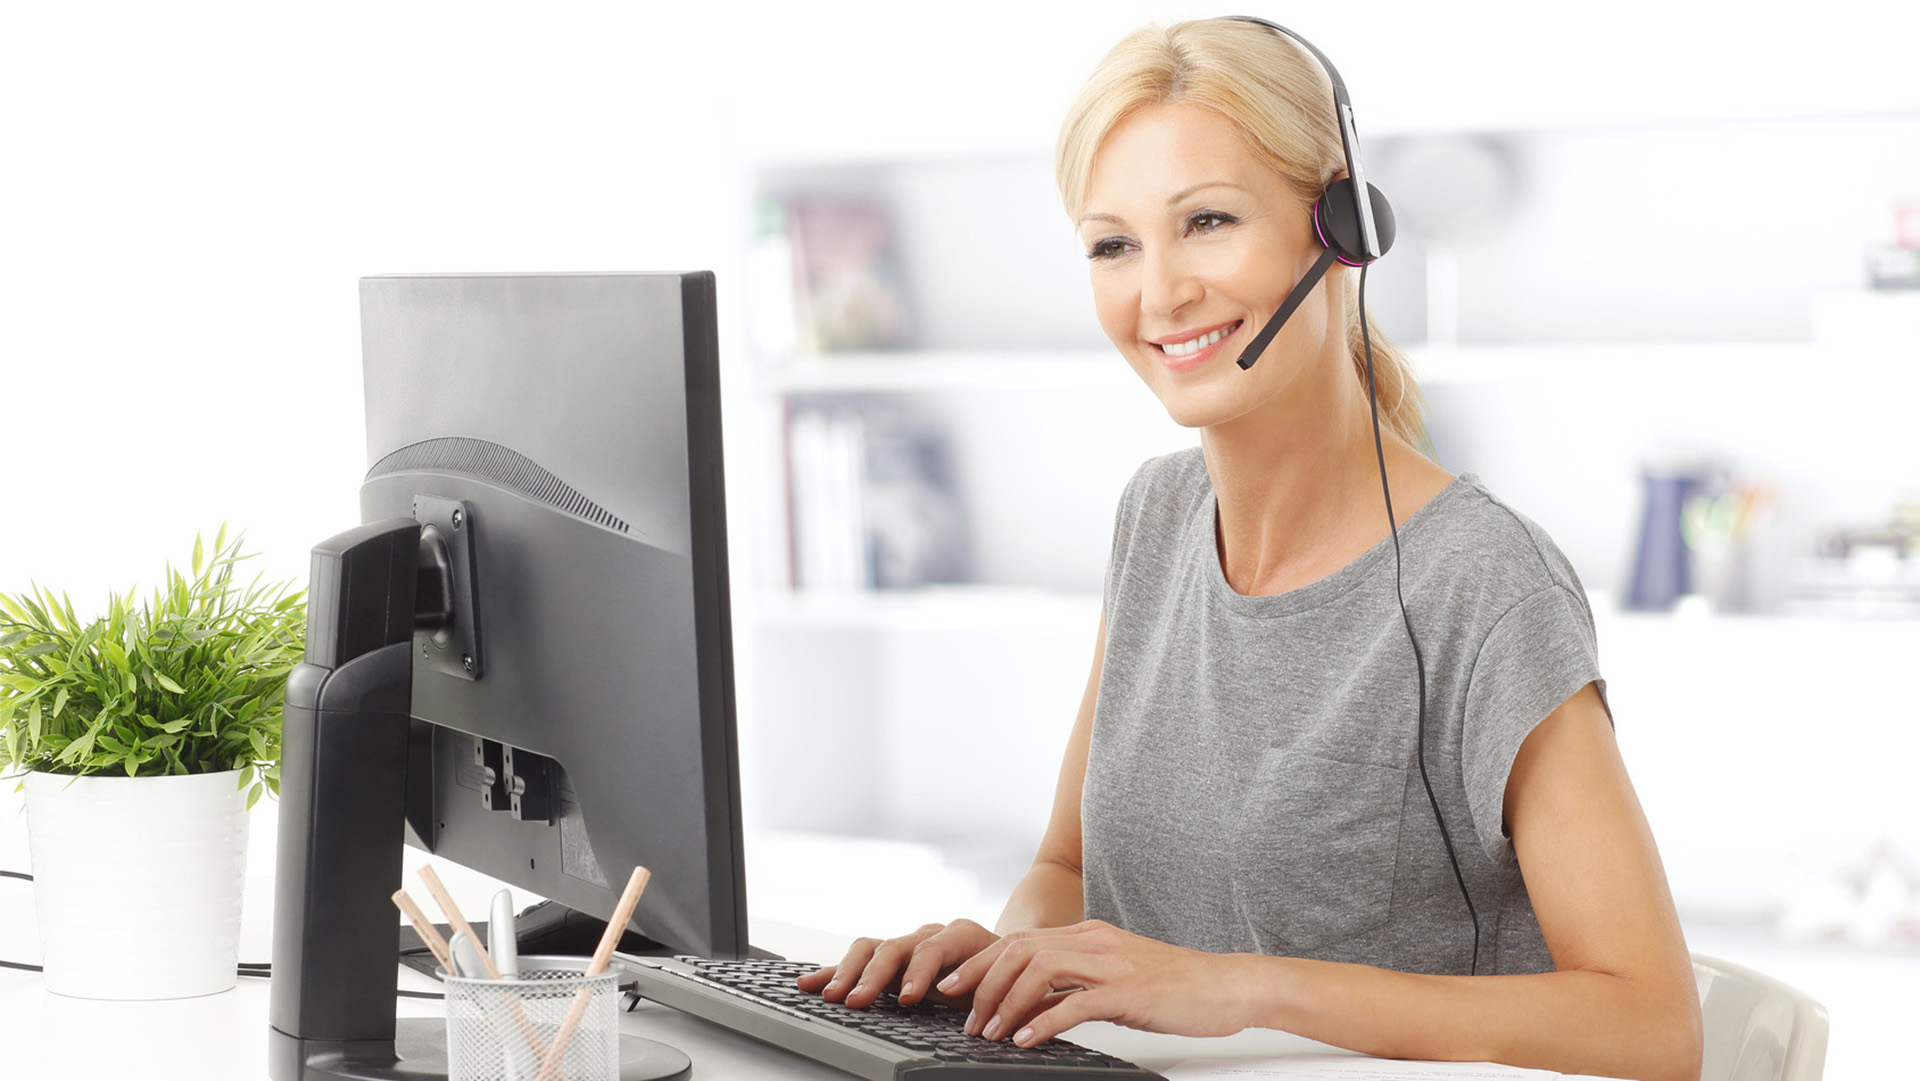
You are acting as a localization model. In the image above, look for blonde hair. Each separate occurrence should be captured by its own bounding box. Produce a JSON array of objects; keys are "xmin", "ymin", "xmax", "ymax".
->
[{"xmin": 1055, "ymin": 18, "xmax": 1428, "ymax": 449}]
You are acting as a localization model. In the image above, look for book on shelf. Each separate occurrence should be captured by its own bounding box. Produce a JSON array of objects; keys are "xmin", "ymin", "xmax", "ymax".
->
[
  {"xmin": 785, "ymin": 398, "xmax": 970, "ymax": 591},
  {"xmin": 749, "ymin": 192, "xmax": 914, "ymax": 355}
]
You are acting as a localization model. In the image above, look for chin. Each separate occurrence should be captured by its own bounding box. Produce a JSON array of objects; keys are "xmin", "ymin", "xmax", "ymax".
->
[{"xmin": 1141, "ymin": 374, "xmax": 1257, "ymax": 431}]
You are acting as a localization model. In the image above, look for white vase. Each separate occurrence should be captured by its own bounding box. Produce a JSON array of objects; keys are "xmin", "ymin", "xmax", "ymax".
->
[{"xmin": 23, "ymin": 768, "xmax": 250, "ymax": 999}]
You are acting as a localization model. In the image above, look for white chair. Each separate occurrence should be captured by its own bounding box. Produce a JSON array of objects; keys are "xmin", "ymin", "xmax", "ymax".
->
[{"xmin": 1693, "ymin": 953, "xmax": 1829, "ymax": 1081}]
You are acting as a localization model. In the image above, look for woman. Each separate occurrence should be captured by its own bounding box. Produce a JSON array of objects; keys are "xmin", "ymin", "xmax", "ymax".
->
[{"xmin": 797, "ymin": 18, "xmax": 1703, "ymax": 1081}]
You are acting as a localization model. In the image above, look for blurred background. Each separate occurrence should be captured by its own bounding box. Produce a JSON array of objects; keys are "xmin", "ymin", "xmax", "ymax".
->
[{"xmin": 3, "ymin": 0, "xmax": 1917, "ymax": 1074}]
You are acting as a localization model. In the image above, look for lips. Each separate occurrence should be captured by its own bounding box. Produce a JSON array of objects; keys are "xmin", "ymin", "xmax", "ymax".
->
[
  {"xmin": 1148, "ymin": 320, "xmax": 1242, "ymax": 371},
  {"xmin": 1153, "ymin": 320, "xmax": 1242, "ymax": 356}
]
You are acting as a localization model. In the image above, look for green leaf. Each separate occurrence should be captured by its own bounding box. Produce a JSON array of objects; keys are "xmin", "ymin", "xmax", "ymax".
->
[
  {"xmin": 58, "ymin": 728, "xmax": 96, "ymax": 763},
  {"xmin": 246, "ymin": 782, "xmax": 263, "ymax": 810},
  {"xmin": 153, "ymin": 671, "xmax": 186, "ymax": 694},
  {"xmin": 28, "ymin": 699, "xmax": 43, "ymax": 743},
  {"xmin": 192, "ymin": 534, "xmax": 205, "ymax": 578},
  {"xmin": 0, "ymin": 629, "xmax": 28, "ymax": 649},
  {"xmin": 50, "ymin": 687, "xmax": 68, "ymax": 720}
]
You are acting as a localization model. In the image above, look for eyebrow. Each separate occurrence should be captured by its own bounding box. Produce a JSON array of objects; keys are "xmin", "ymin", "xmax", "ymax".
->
[{"xmin": 1077, "ymin": 181, "xmax": 1251, "ymax": 227}]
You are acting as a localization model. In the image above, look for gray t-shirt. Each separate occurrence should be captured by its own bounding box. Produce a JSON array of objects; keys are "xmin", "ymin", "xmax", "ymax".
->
[{"xmin": 1082, "ymin": 448, "xmax": 1606, "ymax": 976}]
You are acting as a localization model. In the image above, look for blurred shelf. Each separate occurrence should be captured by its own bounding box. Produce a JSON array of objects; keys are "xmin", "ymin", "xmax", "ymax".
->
[
  {"xmin": 745, "ymin": 349, "xmax": 1120, "ymax": 394},
  {"xmin": 1409, "ymin": 341, "xmax": 1821, "ymax": 386},
  {"xmin": 742, "ymin": 340, "xmax": 1909, "ymax": 395},
  {"xmin": 751, "ymin": 585, "xmax": 1920, "ymax": 635},
  {"xmin": 751, "ymin": 584, "xmax": 1101, "ymax": 632}
]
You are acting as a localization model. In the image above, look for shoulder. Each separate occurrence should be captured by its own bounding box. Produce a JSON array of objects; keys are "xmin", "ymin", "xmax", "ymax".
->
[
  {"xmin": 1414, "ymin": 475, "xmax": 1594, "ymax": 629},
  {"xmin": 1120, "ymin": 446, "xmax": 1208, "ymax": 503},
  {"xmin": 1105, "ymin": 448, "xmax": 1209, "ymax": 593},
  {"xmin": 1112, "ymin": 447, "xmax": 1209, "ymax": 530}
]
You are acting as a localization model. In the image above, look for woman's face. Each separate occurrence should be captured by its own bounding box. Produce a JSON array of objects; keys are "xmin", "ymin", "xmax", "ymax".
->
[{"xmin": 1079, "ymin": 102, "xmax": 1339, "ymax": 431}]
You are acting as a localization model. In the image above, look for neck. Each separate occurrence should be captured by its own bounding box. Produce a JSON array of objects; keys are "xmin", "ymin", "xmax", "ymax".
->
[{"xmin": 1202, "ymin": 357, "xmax": 1434, "ymax": 597}]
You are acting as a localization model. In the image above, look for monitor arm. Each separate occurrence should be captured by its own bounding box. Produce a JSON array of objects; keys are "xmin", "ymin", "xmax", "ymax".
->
[{"xmin": 268, "ymin": 517, "xmax": 448, "ymax": 1080}]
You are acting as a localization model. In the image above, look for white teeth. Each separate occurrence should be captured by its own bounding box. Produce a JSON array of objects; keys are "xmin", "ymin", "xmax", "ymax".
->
[{"xmin": 1159, "ymin": 325, "xmax": 1232, "ymax": 357}]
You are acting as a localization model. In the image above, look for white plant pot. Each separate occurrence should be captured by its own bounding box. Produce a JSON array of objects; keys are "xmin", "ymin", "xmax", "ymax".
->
[{"xmin": 23, "ymin": 768, "xmax": 250, "ymax": 1000}]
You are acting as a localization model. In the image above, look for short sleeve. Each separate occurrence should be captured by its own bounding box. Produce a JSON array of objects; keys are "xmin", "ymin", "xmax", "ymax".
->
[
  {"xmin": 1460, "ymin": 585, "xmax": 1606, "ymax": 862},
  {"xmin": 1102, "ymin": 454, "xmax": 1177, "ymax": 618}
]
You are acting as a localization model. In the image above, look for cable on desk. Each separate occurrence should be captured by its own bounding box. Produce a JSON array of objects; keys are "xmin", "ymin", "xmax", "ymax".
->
[{"xmin": 1, "ymin": 868, "xmax": 442, "ymax": 998}]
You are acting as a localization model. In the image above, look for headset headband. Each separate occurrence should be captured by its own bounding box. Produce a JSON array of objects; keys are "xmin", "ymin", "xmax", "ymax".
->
[{"xmin": 1228, "ymin": 16, "xmax": 1382, "ymax": 260}]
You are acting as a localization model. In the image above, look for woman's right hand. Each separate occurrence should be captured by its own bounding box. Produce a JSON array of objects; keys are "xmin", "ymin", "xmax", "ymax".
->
[{"xmin": 795, "ymin": 919, "xmax": 1001, "ymax": 1009}]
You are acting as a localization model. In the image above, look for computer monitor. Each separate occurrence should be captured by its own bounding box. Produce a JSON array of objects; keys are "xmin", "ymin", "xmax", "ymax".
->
[{"xmin": 269, "ymin": 272, "xmax": 746, "ymax": 1081}]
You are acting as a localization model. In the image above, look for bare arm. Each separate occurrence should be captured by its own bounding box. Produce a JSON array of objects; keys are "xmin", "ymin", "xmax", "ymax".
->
[
  {"xmin": 953, "ymin": 682, "xmax": 1704, "ymax": 1081},
  {"xmin": 798, "ymin": 614, "xmax": 1107, "ymax": 1006},
  {"xmin": 995, "ymin": 615, "xmax": 1105, "ymax": 935},
  {"xmin": 1224, "ymin": 684, "xmax": 1701, "ymax": 1078}
]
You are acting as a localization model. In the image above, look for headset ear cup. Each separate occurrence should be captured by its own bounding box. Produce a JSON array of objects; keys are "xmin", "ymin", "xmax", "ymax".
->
[{"xmin": 1314, "ymin": 178, "xmax": 1397, "ymax": 265}]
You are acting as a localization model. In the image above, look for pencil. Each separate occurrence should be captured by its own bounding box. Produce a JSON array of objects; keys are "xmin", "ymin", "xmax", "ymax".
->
[
  {"xmin": 391, "ymin": 889, "xmax": 452, "ymax": 973},
  {"xmin": 417, "ymin": 864, "xmax": 549, "ymax": 1067},
  {"xmin": 533, "ymin": 865, "xmax": 651, "ymax": 1081}
]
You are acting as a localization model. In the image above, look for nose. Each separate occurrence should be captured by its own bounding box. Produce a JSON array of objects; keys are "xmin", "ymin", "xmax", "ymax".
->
[{"xmin": 1140, "ymin": 242, "xmax": 1203, "ymax": 320}]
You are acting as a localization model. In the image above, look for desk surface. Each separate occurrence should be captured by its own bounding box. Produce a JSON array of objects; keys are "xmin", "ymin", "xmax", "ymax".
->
[{"xmin": 1, "ymin": 895, "xmax": 1629, "ymax": 1081}]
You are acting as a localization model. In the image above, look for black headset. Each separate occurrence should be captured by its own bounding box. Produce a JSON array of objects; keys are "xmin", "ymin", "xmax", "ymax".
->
[
  {"xmin": 1230, "ymin": 15, "xmax": 1397, "ymax": 371},
  {"xmin": 1227, "ymin": 16, "xmax": 1483, "ymax": 975}
]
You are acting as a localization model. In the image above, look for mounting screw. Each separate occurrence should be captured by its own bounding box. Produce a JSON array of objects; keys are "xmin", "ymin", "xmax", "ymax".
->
[
  {"xmin": 462, "ymin": 653, "xmax": 474, "ymax": 672},
  {"xmin": 421, "ymin": 642, "xmax": 429, "ymax": 658},
  {"xmin": 451, "ymin": 508, "xmax": 464, "ymax": 530}
]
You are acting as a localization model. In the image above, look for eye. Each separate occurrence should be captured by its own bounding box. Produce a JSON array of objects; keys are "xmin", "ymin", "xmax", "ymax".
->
[
  {"xmin": 1085, "ymin": 236, "xmax": 1133, "ymax": 261},
  {"xmin": 1186, "ymin": 210, "xmax": 1237, "ymax": 235}
]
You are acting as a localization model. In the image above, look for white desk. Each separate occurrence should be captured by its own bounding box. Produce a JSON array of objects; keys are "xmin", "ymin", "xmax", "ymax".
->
[
  {"xmin": 1, "ymin": 885, "xmax": 1628, "ymax": 1081},
  {"xmin": 0, "ymin": 792, "xmax": 1631, "ymax": 1081},
  {"xmin": 0, "ymin": 904, "xmax": 1355, "ymax": 1081}
]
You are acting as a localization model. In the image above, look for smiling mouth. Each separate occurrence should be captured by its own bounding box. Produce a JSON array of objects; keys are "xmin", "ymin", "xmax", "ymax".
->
[{"xmin": 1156, "ymin": 321, "xmax": 1242, "ymax": 357}]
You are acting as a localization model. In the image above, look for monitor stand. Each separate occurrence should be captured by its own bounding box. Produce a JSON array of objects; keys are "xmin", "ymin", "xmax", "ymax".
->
[{"xmin": 268, "ymin": 520, "xmax": 693, "ymax": 1081}]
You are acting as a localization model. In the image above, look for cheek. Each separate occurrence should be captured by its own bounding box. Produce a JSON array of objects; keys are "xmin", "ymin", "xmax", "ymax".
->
[{"xmin": 1088, "ymin": 269, "xmax": 1138, "ymax": 346}]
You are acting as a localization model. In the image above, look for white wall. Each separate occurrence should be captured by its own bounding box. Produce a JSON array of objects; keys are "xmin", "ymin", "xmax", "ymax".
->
[{"xmin": 6, "ymin": 0, "xmax": 1919, "ymax": 596}]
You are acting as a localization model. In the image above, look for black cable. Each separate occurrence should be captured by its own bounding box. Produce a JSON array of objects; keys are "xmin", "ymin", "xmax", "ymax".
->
[
  {"xmin": 1358, "ymin": 264, "xmax": 1482, "ymax": 975},
  {"xmin": 1, "ymin": 869, "xmax": 42, "ymax": 972},
  {"xmin": 0, "ymin": 867, "xmax": 441, "ymax": 997}
]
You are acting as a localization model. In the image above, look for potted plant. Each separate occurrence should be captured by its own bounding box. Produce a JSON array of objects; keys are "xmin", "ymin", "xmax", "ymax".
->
[{"xmin": 0, "ymin": 527, "xmax": 305, "ymax": 999}]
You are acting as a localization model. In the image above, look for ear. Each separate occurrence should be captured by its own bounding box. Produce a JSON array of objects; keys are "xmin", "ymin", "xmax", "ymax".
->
[{"xmin": 1313, "ymin": 175, "xmax": 1396, "ymax": 266}]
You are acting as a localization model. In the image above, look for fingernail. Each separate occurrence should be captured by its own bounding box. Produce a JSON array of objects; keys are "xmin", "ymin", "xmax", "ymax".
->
[
  {"xmin": 826, "ymin": 980, "xmax": 842, "ymax": 992},
  {"xmin": 901, "ymin": 981, "xmax": 916, "ymax": 997},
  {"xmin": 964, "ymin": 1009, "xmax": 978, "ymax": 1035},
  {"xmin": 983, "ymin": 1015, "xmax": 1004, "ymax": 1041},
  {"xmin": 1014, "ymin": 1027, "xmax": 1035, "ymax": 1046},
  {"xmin": 938, "ymin": 974, "xmax": 959, "ymax": 992}
]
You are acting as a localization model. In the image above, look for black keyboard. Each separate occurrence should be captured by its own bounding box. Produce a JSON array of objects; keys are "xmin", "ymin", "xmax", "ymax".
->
[{"xmin": 627, "ymin": 955, "xmax": 1166, "ymax": 1081}]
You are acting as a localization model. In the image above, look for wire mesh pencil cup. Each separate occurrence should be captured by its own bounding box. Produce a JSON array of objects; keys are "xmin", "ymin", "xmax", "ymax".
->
[{"xmin": 445, "ymin": 956, "xmax": 625, "ymax": 1081}]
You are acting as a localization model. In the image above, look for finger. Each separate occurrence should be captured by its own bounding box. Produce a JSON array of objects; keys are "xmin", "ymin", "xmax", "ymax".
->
[
  {"xmin": 848, "ymin": 940, "xmax": 921, "ymax": 1013},
  {"xmin": 794, "ymin": 963, "xmax": 835, "ymax": 992},
  {"xmin": 899, "ymin": 921, "xmax": 994, "ymax": 1005},
  {"xmin": 982, "ymin": 950, "xmax": 1104, "ymax": 1042},
  {"xmin": 897, "ymin": 933, "xmax": 962, "ymax": 1005},
  {"xmin": 937, "ymin": 926, "xmax": 1032, "ymax": 1004},
  {"xmin": 1012, "ymin": 987, "xmax": 1113, "ymax": 1048},
  {"xmin": 964, "ymin": 933, "xmax": 1070, "ymax": 1035},
  {"xmin": 845, "ymin": 925, "xmax": 940, "ymax": 1008},
  {"xmin": 814, "ymin": 938, "xmax": 880, "ymax": 1003}
]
